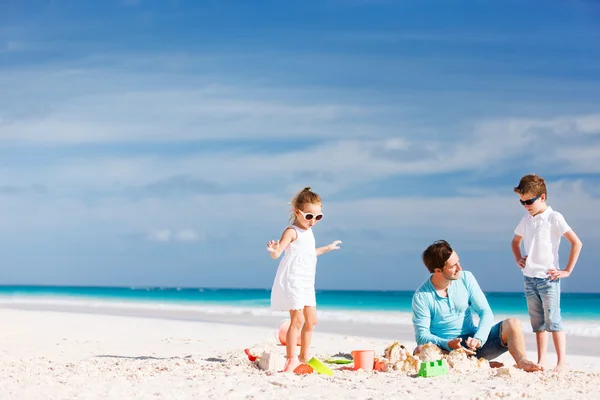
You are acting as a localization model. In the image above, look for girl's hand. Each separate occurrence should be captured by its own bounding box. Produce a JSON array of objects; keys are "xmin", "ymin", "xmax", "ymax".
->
[
  {"xmin": 266, "ymin": 240, "xmax": 280, "ymax": 253},
  {"xmin": 327, "ymin": 240, "xmax": 342, "ymax": 251}
]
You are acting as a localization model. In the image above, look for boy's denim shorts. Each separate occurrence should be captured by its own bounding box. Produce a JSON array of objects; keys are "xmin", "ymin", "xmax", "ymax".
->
[
  {"xmin": 458, "ymin": 321, "xmax": 508, "ymax": 360},
  {"xmin": 524, "ymin": 276, "xmax": 563, "ymax": 332}
]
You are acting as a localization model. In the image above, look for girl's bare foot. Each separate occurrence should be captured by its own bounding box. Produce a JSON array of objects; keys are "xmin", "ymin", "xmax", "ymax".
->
[
  {"xmin": 553, "ymin": 363, "xmax": 568, "ymax": 373},
  {"xmin": 537, "ymin": 358, "xmax": 547, "ymax": 370},
  {"xmin": 281, "ymin": 356, "xmax": 301, "ymax": 373},
  {"xmin": 299, "ymin": 355, "xmax": 310, "ymax": 363}
]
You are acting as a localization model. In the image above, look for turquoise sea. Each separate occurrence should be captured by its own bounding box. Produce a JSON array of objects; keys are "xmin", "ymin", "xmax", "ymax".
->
[{"xmin": 1, "ymin": 285, "xmax": 599, "ymax": 321}]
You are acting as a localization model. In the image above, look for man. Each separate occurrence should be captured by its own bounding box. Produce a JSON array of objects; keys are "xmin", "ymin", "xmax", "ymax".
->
[{"xmin": 411, "ymin": 240, "xmax": 542, "ymax": 372}]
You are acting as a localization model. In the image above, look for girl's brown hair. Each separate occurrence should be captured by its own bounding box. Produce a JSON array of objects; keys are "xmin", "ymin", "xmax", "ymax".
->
[{"xmin": 289, "ymin": 187, "xmax": 322, "ymax": 223}]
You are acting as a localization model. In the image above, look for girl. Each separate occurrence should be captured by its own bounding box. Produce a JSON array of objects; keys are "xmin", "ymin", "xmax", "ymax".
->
[{"xmin": 267, "ymin": 187, "xmax": 342, "ymax": 372}]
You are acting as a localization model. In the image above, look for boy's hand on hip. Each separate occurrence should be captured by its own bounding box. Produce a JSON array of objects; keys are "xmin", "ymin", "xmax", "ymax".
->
[
  {"xmin": 547, "ymin": 268, "xmax": 570, "ymax": 280},
  {"xmin": 517, "ymin": 255, "xmax": 527, "ymax": 269}
]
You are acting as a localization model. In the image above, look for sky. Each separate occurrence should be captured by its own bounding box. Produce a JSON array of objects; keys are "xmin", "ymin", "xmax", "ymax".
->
[{"xmin": 1, "ymin": 0, "xmax": 599, "ymax": 293}]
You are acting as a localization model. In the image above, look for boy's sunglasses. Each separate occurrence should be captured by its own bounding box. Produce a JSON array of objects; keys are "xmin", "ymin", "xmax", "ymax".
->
[
  {"xmin": 298, "ymin": 210, "xmax": 323, "ymax": 221},
  {"xmin": 520, "ymin": 195, "xmax": 541, "ymax": 206}
]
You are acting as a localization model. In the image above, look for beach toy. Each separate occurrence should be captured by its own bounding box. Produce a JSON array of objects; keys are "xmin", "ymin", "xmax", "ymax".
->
[
  {"xmin": 325, "ymin": 358, "xmax": 353, "ymax": 365},
  {"xmin": 418, "ymin": 359, "xmax": 449, "ymax": 377},
  {"xmin": 244, "ymin": 348, "xmax": 258, "ymax": 362},
  {"xmin": 276, "ymin": 319, "xmax": 301, "ymax": 346},
  {"xmin": 373, "ymin": 357, "xmax": 387, "ymax": 372},
  {"xmin": 257, "ymin": 351, "xmax": 285, "ymax": 371},
  {"xmin": 351, "ymin": 350, "xmax": 375, "ymax": 372},
  {"xmin": 293, "ymin": 363, "xmax": 315, "ymax": 375},
  {"xmin": 306, "ymin": 357, "xmax": 334, "ymax": 376}
]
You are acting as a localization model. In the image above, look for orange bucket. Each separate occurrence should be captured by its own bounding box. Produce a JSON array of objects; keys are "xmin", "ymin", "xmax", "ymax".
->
[
  {"xmin": 276, "ymin": 319, "xmax": 301, "ymax": 346},
  {"xmin": 351, "ymin": 350, "xmax": 375, "ymax": 372}
]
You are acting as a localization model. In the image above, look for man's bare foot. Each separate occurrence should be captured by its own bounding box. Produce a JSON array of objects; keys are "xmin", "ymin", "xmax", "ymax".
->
[
  {"xmin": 281, "ymin": 356, "xmax": 301, "ymax": 373},
  {"xmin": 552, "ymin": 363, "xmax": 568, "ymax": 373},
  {"xmin": 516, "ymin": 358, "xmax": 544, "ymax": 372},
  {"xmin": 489, "ymin": 361, "xmax": 504, "ymax": 368}
]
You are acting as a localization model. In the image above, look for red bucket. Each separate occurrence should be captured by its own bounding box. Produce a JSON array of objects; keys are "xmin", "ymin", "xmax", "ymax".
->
[{"xmin": 276, "ymin": 319, "xmax": 301, "ymax": 346}]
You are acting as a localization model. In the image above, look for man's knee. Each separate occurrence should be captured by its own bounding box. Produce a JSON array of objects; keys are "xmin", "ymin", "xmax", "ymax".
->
[
  {"xmin": 501, "ymin": 318, "xmax": 523, "ymax": 341},
  {"xmin": 503, "ymin": 318, "xmax": 522, "ymax": 330}
]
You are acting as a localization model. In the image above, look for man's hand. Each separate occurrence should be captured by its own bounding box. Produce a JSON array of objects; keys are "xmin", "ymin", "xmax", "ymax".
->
[
  {"xmin": 465, "ymin": 337, "xmax": 482, "ymax": 350},
  {"xmin": 547, "ymin": 268, "xmax": 570, "ymax": 281},
  {"xmin": 447, "ymin": 338, "xmax": 476, "ymax": 355},
  {"xmin": 517, "ymin": 255, "xmax": 527, "ymax": 269}
]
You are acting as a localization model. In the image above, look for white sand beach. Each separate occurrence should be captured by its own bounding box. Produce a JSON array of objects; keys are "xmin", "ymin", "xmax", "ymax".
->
[{"xmin": 1, "ymin": 307, "xmax": 600, "ymax": 400}]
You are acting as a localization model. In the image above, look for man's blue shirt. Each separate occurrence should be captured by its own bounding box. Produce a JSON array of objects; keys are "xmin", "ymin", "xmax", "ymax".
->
[{"xmin": 412, "ymin": 271, "xmax": 495, "ymax": 351}]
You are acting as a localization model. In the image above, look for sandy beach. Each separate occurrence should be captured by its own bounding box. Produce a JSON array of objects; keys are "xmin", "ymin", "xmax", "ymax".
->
[{"xmin": 1, "ymin": 306, "xmax": 599, "ymax": 400}]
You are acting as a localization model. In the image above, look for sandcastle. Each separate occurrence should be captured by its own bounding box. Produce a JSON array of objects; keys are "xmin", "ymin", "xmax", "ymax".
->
[
  {"xmin": 417, "ymin": 342, "xmax": 490, "ymax": 373},
  {"xmin": 445, "ymin": 347, "xmax": 490, "ymax": 371},
  {"xmin": 248, "ymin": 341, "xmax": 490, "ymax": 375},
  {"xmin": 416, "ymin": 342, "xmax": 444, "ymax": 362},
  {"xmin": 375, "ymin": 341, "xmax": 491, "ymax": 374},
  {"xmin": 370, "ymin": 342, "xmax": 420, "ymax": 373}
]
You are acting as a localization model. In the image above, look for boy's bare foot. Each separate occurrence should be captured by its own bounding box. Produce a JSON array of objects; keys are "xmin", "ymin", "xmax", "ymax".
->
[
  {"xmin": 516, "ymin": 358, "xmax": 544, "ymax": 372},
  {"xmin": 298, "ymin": 355, "xmax": 309, "ymax": 363}
]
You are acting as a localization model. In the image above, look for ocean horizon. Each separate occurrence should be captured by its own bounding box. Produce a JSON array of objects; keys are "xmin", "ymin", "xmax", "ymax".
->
[{"xmin": 2, "ymin": 285, "xmax": 599, "ymax": 323}]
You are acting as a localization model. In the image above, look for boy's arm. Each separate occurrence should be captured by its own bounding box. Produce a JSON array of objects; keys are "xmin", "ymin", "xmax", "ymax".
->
[
  {"xmin": 316, "ymin": 240, "xmax": 342, "ymax": 256},
  {"xmin": 511, "ymin": 234, "xmax": 527, "ymax": 269},
  {"xmin": 548, "ymin": 230, "xmax": 582, "ymax": 280}
]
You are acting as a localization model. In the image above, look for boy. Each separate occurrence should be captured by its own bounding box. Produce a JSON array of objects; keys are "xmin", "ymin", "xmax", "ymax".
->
[{"xmin": 511, "ymin": 174, "xmax": 582, "ymax": 372}]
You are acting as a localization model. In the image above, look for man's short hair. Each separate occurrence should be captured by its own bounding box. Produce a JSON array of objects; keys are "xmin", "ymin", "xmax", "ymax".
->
[{"xmin": 422, "ymin": 240, "xmax": 453, "ymax": 273}]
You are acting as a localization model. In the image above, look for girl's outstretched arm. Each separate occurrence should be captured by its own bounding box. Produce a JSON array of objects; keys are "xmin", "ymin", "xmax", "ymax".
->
[
  {"xmin": 266, "ymin": 227, "xmax": 297, "ymax": 259},
  {"xmin": 316, "ymin": 240, "xmax": 342, "ymax": 256}
]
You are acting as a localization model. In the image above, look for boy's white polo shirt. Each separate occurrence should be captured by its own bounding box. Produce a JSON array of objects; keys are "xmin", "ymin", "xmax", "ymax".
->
[{"xmin": 514, "ymin": 206, "xmax": 571, "ymax": 279}]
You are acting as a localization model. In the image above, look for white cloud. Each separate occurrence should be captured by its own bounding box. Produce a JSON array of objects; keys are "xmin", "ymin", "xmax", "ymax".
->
[
  {"xmin": 147, "ymin": 229, "xmax": 172, "ymax": 242},
  {"xmin": 145, "ymin": 228, "xmax": 202, "ymax": 242},
  {"xmin": 1, "ymin": 179, "xmax": 598, "ymax": 244},
  {"xmin": 175, "ymin": 229, "xmax": 201, "ymax": 242},
  {"xmin": 3, "ymin": 112, "xmax": 596, "ymax": 198},
  {"xmin": 0, "ymin": 69, "xmax": 385, "ymax": 144}
]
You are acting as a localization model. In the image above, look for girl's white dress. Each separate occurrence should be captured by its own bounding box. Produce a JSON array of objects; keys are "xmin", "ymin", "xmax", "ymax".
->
[{"xmin": 271, "ymin": 225, "xmax": 318, "ymax": 311}]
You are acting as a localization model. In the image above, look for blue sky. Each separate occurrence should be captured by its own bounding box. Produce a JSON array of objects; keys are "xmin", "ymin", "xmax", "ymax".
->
[{"xmin": 1, "ymin": 0, "xmax": 599, "ymax": 292}]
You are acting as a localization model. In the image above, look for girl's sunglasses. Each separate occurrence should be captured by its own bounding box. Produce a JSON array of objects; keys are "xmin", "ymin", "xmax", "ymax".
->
[
  {"xmin": 520, "ymin": 195, "xmax": 541, "ymax": 206},
  {"xmin": 298, "ymin": 210, "xmax": 323, "ymax": 221}
]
